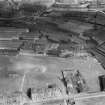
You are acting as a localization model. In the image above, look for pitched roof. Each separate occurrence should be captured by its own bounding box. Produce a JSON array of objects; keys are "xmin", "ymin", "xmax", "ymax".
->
[
  {"xmin": 20, "ymin": 32, "xmax": 40, "ymax": 39},
  {"xmin": 0, "ymin": 40, "xmax": 23, "ymax": 49},
  {"xmin": 0, "ymin": 27, "xmax": 28, "ymax": 39}
]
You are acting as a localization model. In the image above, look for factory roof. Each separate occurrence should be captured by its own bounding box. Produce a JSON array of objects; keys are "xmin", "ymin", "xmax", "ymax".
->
[
  {"xmin": 0, "ymin": 27, "xmax": 28, "ymax": 33},
  {"xmin": 0, "ymin": 40, "xmax": 23, "ymax": 49},
  {"xmin": 0, "ymin": 27, "xmax": 28, "ymax": 39},
  {"xmin": 20, "ymin": 32, "xmax": 40, "ymax": 39}
]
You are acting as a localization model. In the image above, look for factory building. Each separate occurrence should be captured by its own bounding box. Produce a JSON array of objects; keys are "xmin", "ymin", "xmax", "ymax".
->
[
  {"xmin": 0, "ymin": 27, "xmax": 28, "ymax": 40},
  {"xmin": 0, "ymin": 40, "xmax": 23, "ymax": 55}
]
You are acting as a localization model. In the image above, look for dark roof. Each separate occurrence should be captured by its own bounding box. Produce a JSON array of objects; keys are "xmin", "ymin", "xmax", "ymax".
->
[
  {"xmin": 0, "ymin": 40, "xmax": 23, "ymax": 49},
  {"xmin": 58, "ymin": 43, "xmax": 77, "ymax": 50},
  {"xmin": 0, "ymin": 27, "xmax": 28, "ymax": 38},
  {"xmin": 20, "ymin": 32, "xmax": 40, "ymax": 39},
  {"xmin": 84, "ymin": 29, "xmax": 105, "ymax": 43},
  {"xmin": 0, "ymin": 32, "xmax": 19, "ymax": 38}
]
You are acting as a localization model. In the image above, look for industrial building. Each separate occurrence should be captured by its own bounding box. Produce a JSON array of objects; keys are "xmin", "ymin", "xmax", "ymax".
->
[{"xmin": 0, "ymin": 40, "xmax": 23, "ymax": 55}]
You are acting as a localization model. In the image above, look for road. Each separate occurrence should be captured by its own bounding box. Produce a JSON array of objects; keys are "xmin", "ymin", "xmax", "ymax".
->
[
  {"xmin": 20, "ymin": 71, "xmax": 29, "ymax": 92},
  {"xmin": 29, "ymin": 91, "xmax": 105, "ymax": 104}
]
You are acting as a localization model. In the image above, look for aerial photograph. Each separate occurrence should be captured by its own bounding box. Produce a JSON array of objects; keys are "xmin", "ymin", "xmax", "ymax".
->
[{"xmin": 0, "ymin": 0, "xmax": 105, "ymax": 105}]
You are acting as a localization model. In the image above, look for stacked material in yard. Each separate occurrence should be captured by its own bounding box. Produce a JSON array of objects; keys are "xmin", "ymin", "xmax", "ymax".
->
[
  {"xmin": 21, "ymin": 41, "xmax": 36, "ymax": 51},
  {"xmin": 62, "ymin": 70, "xmax": 88, "ymax": 94}
]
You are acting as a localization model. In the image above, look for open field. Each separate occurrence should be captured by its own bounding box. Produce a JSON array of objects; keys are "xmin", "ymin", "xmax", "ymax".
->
[{"xmin": 0, "ymin": 54, "xmax": 105, "ymax": 95}]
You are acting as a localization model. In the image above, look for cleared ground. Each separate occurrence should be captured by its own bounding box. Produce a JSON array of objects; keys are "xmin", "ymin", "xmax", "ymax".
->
[{"xmin": 0, "ymin": 54, "xmax": 105, "ymax": 95}]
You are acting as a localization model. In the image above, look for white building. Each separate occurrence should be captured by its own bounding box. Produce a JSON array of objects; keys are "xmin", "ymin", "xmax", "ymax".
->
[{"xmin": 32, "ymin": 85, "xmax": 62, "ymax": 102}]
